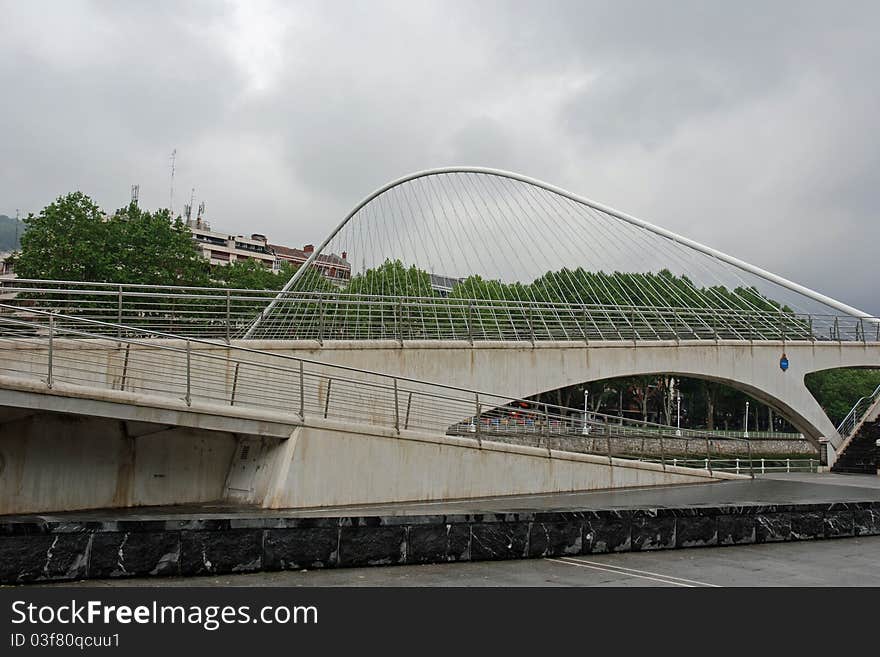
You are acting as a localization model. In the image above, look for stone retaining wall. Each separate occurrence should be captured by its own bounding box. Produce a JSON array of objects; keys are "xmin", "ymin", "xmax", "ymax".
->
[
  {"xmin": 1, "ymin": 501, "xmax": 876, "ymax": 584},
  {"xmin": 453, "ymin": 432, "xmax": 818, "ymax": 458}
]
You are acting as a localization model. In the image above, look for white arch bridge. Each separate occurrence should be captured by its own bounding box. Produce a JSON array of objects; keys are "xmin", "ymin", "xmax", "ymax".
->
[{"xmin": 2, "ymin": 168, "xmax": 878, "ymax": 463}]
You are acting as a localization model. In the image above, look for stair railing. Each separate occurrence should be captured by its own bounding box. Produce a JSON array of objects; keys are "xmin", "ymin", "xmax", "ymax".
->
[{"xmin": 836, "ymin": 383, "xmax": 880, "ymax": 440}]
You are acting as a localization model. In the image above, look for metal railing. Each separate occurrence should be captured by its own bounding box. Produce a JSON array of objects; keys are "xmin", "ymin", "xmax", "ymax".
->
[
  {"xmin": 455, "ymin": 422, "xmax": 805, "ymax": 441},
  {"xmin": 837, "ymin": 383, "xmax": 880, "ymax": 439},
  {"xmin": 0, "ymin": 303, "xmax": 755, "ymax": 476},
  {"xmin": 640, "ymin": 457, "xmax": 818, "ymax": 474},
  {"xmin": 444, "ymin": 415, "xmax": 760, "ymax": 476},
  {"xmin": 2, "ymin": 279, "xmax": 878, "ymax": 343}
]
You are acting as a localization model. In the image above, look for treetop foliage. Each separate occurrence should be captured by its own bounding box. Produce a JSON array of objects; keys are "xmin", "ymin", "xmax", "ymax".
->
[
  {"xmin": 14, "ymin": 194, "xmax": 210, "ymax": 286},
  {"xmin": 331, "ymin": 260, "xmax": 793, "ymax": 314},
  {"xmin": 345, "ymin": 259, "xmax": 435, "ymax": 298},
  {"xmin": 805, "ymin": 368, "xmax": 880, "ymax": 426}
]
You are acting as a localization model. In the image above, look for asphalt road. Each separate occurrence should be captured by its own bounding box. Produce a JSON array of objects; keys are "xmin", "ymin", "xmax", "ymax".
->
[{"xmin": 46, "ymin": 534, "xmax": 880, "ymax": 587}]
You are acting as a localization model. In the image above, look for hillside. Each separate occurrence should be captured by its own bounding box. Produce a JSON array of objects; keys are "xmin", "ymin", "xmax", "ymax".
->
[{"xmin": 0, "ymin": 215, "xmax": 25, "ymax": 251}]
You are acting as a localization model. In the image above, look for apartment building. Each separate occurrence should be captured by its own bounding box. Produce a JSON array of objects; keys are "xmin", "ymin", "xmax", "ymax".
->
[
  {"xmin": 186, "ymin": 219, "xmax": 277, "ymax": 268},
  {"xmin": 185, "ymin": 219, "xmax": 351, "ymax": 286},
  {"xmin": 270, "ymin": 243, "xmax": 351, "ymax": 285}
]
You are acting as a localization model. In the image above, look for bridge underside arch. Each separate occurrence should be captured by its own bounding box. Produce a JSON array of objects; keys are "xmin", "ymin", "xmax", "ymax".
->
[{"xmin": 529, "ymin": 370, "xmax": 811, "ymax": 439}]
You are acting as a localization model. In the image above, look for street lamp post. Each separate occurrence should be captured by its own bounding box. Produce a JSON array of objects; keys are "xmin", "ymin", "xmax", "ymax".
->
[
  {"xmin": 744, "ymin": 400, "xmax": 750, "ymax": 438},
  {"xmin": 676, "ymin": 392, "xmax": 682, "ymax": 436},
  {"xmin": 582, "ymin": 389, "xmax": 591, "ymax": 435}
]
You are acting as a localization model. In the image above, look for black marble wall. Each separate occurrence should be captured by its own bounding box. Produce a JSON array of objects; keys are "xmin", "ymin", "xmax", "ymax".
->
[{"xmin": 1, "ymin": 501, "xmax": 878, "ymax": 584}]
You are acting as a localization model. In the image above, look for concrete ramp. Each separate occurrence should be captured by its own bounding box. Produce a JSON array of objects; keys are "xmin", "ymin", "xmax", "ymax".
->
[
  {"xmin": 0, "ymin": 405, "xmax": 739, "ymax": 515},
  {"xmin": 234, "ymin": 419, "xmax": 742, "ymax": 510}
]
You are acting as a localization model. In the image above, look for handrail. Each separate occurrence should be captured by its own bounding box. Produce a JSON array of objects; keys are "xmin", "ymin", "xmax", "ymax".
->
[
  {"xmin": 0, "ymin": 301, "xmax": 734, "ymax": 435},
  {"xmin": 0, "ymin": 277, "xmax": 816, "ymax": 311},
  {"xmin": 836, "ymin": 383, "xmax": 880, "ymax": 439},
  {"xmin": 1, "ymin": 277, "xmax": 265, "ymax": 294},
  {"xmin": 3, "ymin": 279, "xmax": 878, "ymax": 343},
  {"xmin": 0, "ymin": 278, "xmax": 864, "ymax": 316}
]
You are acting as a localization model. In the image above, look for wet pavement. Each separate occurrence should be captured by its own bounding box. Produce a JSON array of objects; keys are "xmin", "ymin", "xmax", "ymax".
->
[
  {"xmin": 44, "ymin": 534, "xmax": 880, "ymax": 587},
  {"xmin": 4, "ymin": 472, "xmax": 880, "ymax": 524}
]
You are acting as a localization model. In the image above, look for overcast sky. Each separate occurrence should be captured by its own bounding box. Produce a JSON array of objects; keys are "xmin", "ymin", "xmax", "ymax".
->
[{"xmin": 1, "ymin": 0, "xmax": 878, "ymax": 313}]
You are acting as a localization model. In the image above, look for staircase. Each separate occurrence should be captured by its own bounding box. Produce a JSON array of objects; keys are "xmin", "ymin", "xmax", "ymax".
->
[
  {"xmin": 831, "ymin": 419, "xmax": 879, "ymax": 474},
  {"xmin": 832, "ymin": 385, "xmax": 880, "ymax": 474}
]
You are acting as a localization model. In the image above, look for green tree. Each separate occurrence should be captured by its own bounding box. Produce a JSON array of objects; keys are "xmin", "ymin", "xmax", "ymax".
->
[
  {"xmin": 345, "ymin": 259, "xmax": 435, "ymax": 297},
  {"xmin": 341, "ymin": 260, "xmax": 438, "ymax": 339},
  {"xmin": 447, "ymin": 267, "xmax": 806, "ymax": 340},
  {"xmin": 448, "ymin": 275, "xmax": 531, "ymax": 339},
  {"xmin": 213, "ymin": 259, "xmax": 296, "ymax": 291},
  {"xmin": 14, "ymin": 192, "xmax": 108, "ymax": 281},
  {"xmin": 13, "ymin": 193, "xmax": 209, "ymax": 286},
  {"xmin": 805, "ymin": 368, "xmax": 880, "ymax": 426},
  {"xmin": 214, "ymin": 260, "xmax": 340, "ymax": 338},
  {"xmin": 107, "ymin": 203, "xmax": 209, "ymax": 286}
]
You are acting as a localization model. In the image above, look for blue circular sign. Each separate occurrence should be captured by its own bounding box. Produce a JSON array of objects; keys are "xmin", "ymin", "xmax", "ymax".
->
[{"xmin": 779, "ymin": 354, "xmax": 789, "ymax": 371}]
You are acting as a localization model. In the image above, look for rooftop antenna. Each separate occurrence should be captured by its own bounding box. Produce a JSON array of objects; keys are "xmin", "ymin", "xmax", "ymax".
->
[
  {"xmin": 196, "ymin": 201, "xmax": 207, "ymax": 229},
  {"xmin": 184, "ymin": 187, "xmax": 195, "ymax": 223},
  {"xmin": 169, "ymin": 148, "xmax": 177, "ymax": 215},
  {"xmin": 130, "ymin": 184, "xmax": 140, "ymax": 208}
]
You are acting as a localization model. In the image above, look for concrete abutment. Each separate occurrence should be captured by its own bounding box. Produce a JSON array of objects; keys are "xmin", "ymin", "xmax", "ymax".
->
[{"xmin": 0, "ymin": 401, "xmax": 736, "ymax": 515}]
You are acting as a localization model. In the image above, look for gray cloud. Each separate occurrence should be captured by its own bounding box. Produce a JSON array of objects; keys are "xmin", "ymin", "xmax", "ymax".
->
[{"xmin": 1, "ymin": 0, "xmax": 878, "ymax": 313}]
